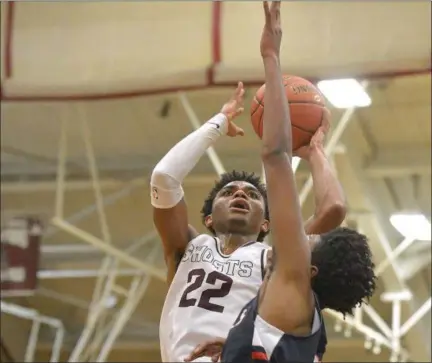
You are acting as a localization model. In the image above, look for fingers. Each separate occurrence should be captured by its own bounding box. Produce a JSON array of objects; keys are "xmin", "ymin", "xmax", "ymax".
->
[
  {"xmin": 270, "ymin": 0, "xmax": 281, "ymax": 13},
  {"xmin": 320, "ymin": 108, "xmax": 331, "ymax": 133},
  {"xmin": 235, "ymin": 125, "xmax": 245, "ymax": 136},
  {"xmin": 184, "ymin": 343, "xmax": 206, "ymax": 362},
  {"xmin": 263, "ymin": 1, "xmax": 271, "ymax": 22},
  {"xmin": 211, "ymin": 353, "xmax": 221, "ymax": 362},
  {"xmin": 236, "ymin": 82, "xmax": 245, "ymax": 103}
]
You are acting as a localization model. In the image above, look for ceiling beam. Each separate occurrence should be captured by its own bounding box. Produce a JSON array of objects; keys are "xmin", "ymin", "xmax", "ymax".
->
[
  {"xmin": 399, "ymin": 253, "xmax": 432, "ymax": 281},
  {"xmin": 365, "ymin": 147, "xmax": 431, "ymax": 178},
  {"xmin": 344, "ymin": 144, "xmax": 430, "ymax": 360}
]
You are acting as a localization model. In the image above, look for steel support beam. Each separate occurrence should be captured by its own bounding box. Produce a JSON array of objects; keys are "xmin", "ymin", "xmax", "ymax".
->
[
  {"xmin": 344, "ymin": 138, "xmax": 430, "ymax": 360},
  {"xmin": 398, "ymin": 253, "xmax": 432, "ymax": 280},
  {"xmin": 178, "ymin": 92, "xmax": 226, "ymax": 175},
  {"xmin": 95, "ymin": 244, "xmax": 160, "ymax": 362},
  {"xmin": 374, "ymin": 237, "xmax": 415, "ymax": 278},
  {"xmin": 399, "ymin": 297, "xmax": 431, "ymax": 338},
  {"xmin": 297, "ymin": 80, "xmax": 368, "ymax": 206},
  {"xmin": 365, "ymin": 147, "xmax": 431, "ymax": 178},
  {"xmin": 51, "ymin": 111, "xmax": 165, "ymax": 280},
  {"xmin": 0, "ymin": 301, "xmax": 65, "ymax": 363}
]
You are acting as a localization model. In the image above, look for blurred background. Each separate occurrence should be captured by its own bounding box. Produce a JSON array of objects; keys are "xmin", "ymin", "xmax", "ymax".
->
[{"xmin": 0, "ymin": 1, "xmax": 430, "ymax": 362}]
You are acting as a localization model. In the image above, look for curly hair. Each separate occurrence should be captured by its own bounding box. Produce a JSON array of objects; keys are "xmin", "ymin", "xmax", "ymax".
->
[
  {"xmin": 200, "ymin": 170, "xmax": 269, "ymax": 241},
  {"xmin": 311, "ymin": 227, "xmax": 377, "ymax": 316}
]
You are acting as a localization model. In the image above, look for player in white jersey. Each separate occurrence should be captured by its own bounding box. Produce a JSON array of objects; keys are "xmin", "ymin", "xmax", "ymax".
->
[{"xmin": 150, "ymin": 84, "xmax": 346, "ymax": 361}]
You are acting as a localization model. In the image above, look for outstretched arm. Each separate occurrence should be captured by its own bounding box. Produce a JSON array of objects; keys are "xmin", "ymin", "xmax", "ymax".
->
[
  {"xmin": 151, "ymin": 83, "xmax": 244, "ymax": 283},
  {"xmin": 294, "ymin": 110, "xmax": 346, "ymax": 235},
  {"xmin": 303, "ymin": 146, "xmax": 346, "ymax": 235},
  {"xmin": 258, "ymin": 1, "xmax": 314, "ymax": 334}
]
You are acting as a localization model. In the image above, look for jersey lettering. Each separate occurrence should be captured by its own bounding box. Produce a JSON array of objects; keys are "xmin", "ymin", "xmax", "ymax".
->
[
  {"xmin": 182, "ymin": 243, "xmax": 254, "ymax": 278},
  {"xmin": 178, "ymin": 268, "xmax": 233, "ymax": 313}
]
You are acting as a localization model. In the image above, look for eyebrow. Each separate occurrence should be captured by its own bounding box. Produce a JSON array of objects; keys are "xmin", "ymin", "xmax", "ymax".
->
[{"xmin": 220, "ymin": 184, "xmax": 260, "ymax": 194}]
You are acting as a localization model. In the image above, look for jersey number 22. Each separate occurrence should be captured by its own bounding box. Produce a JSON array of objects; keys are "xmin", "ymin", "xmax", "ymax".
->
[{"xmin": 178, "ymin": 268, "xmax": 233, "ymax": 313}]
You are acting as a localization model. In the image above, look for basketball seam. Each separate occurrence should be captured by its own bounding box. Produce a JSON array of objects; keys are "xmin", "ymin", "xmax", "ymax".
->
[
  {"xmin": 254, "ymin": 98, "xmax": 325, "ymax": 107},
  {"xmin": 252, "ymin": 101, "xmax": 320, "ymax": 133},
  {"xmin": 251, "ymin": 99, "xmax": 262, "ymax": 117}
]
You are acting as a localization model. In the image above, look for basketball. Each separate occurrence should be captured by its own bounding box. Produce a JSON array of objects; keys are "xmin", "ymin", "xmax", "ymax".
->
[{"xmin": 250, "ymin": 75, "xmax": 328, "ymax": 151}]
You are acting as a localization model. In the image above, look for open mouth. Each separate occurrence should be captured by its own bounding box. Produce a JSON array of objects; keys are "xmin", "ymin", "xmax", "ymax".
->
[{"xmin": 229, "ymin": 198, "xmax": 250, "ymax": 212}]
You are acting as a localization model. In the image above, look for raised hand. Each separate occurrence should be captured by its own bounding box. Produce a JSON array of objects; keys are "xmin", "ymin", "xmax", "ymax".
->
[
  {"xmin": 184, "ymin": 338, "xmax": 225, "ymax": 362},
  {"xmin": 220, "ymin": 81, "xmax": 245, "ymax": 137},
  {"xmin": 260, "ymin": 1, "xmax": 282, "ymax": 59},
  {"xmin": 294, "ymin": 108, "xmax": 331, "ymax": 159}
]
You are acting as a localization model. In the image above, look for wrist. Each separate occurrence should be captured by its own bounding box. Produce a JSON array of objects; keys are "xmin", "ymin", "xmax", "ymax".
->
[
  {"xmin": 262, "ymin": 54, "xmax": 280, "ymax": 65},
  {"xmin": 307, "ymin": 145, "xmax": 326, "ymax": 163},
  {"xmin": 207, "ymin": 113, "xmax": 229, "ymax": 135}
]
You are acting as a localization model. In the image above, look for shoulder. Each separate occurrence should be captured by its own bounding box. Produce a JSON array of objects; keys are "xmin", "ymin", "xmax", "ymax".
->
[{"xmin": 189, "ymin": 233, "xmax": 216, "ymax": 246}]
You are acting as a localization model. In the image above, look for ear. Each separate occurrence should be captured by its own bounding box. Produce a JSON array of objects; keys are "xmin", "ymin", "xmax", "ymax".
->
[
  {"xmin": 311, "ymin": 265, "xmax": 319, "ymax": 278},
  {"xmin": 204, "ymin": 215, "xmax": 213, "ymax": 228},
  {"xmin": 260, "ymin": 219, "xmax": 270, "ymax": 233}
]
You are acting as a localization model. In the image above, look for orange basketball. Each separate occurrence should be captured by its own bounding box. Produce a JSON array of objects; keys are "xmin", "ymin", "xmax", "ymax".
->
[{"xmin": 250, "ymin": 75, "xmax": 328, "ymax": 151}]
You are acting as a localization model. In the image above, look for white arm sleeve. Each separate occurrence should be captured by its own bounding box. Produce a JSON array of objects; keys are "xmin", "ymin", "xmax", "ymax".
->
[{"xmin": 150, "ymin": 113, "xmax": 228, "ymax": 209}]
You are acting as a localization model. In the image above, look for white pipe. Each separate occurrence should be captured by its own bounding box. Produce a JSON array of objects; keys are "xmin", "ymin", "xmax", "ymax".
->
[
  {"xmin": 80, "ymin": 105, "xmax": 114, "ymax": 313},
  {"xmin": 324, "ymin": 309, "xmax": 409, "ymax": 358},
  {"xmin": 1, "ymin": 174, "xmax": 225, "ymax": 194},
  {"xmin": 97, "ymin": 275, "xmax": 152, "ymax": 361},
  {"xmin": 1, "ymin": 301, "xmax": 64, "ymax": 362},
  {"xmin": 178, "ymin": 92, "xmax": 226, "ymax": 176},
  {"xmin": 54, "ymin": 116, "xmax": 68, "ymax": 219},
  {"xmin": 24, "ymin": 320, "xmax": 40, "ymax": 362},
  {"xmin": 50, "ymin": 325, "xmax": 65, "ymax": 363},
  {"xmin": 354, "ymin": 306, "xmax": 363, "ymax": 324},
  {"xmin": 45, "ymin": 182, "xmax": 140, "ymax": 239},
  {"xmin": 325, "ymin": 309, "xmax": 391, "ymax": 348},
  {"xmin": 79, "ymin": 105, "xmax": 112, "ymax": 246},
  {"xmin": 51, "ymin": 218, "xmax": 165, "ymax": 280},
  {"xmin": 362, "ymin": 304, "xmax": 393, "ymax": 338},
  {"xmin": 68, "ymin": 258, "xmax": 118, "ymax": 362},
  {"xmin": 391, "ymin": 300, "xmax": 402, "ymax": 354},
  {"xmin": 96, "ymin": 245, "xmax": 159, "ymax": 361},
  {"xmin": 298, "ymin": 80, "xmax": 369, "ymax": 206},
  {"xmin": 399, "ymin": 297, "xmax": 431, "ymax": 338},
  {"xmin": 81, "ymin": 312, "xmax": 114, "ymax": 362},
  {"xmin": 374, "ymin": 237, "xmax": 415, "ymax": 277}
]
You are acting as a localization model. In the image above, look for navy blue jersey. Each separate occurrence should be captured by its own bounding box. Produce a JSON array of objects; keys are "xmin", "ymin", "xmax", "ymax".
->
[{"xmin": 221, "ymin": 293, "xmax": 323, "ymax": 363}]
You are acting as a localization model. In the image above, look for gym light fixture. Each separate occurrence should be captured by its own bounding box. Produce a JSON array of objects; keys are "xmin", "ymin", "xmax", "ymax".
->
[
  {"xmin": 317, "ymin": 78, "xmax": 371, "ymax": 108},
  {"xmin": 389, "ymin": 213, "xmax": 431, "ymax": 241}
]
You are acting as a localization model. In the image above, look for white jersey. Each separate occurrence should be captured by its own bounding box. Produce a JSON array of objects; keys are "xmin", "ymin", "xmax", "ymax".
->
[{"xmin": 160, "ymin": 234, "xmax": 270, "ymax": 362}]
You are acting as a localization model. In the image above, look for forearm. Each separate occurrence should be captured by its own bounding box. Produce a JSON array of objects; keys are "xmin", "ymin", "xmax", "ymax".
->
[
  {"xmin": 307, "ymin": 146, "xmax": 346, "ymax": 231},
  {"xmin": 261, "ymin": 56, "xmax": 292, "ymax": 159},
  {"xmin": 150, "ymin": 113, "xmax": 227, "ymax": 208}
]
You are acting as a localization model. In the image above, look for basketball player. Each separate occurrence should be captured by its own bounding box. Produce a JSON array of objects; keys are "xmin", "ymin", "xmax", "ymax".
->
[
  {"xmin": 151, "ymin": 38, "xmax": 345, "ymax": 363},
  {"xmin": 184, "ymin": 2, "xmax": 376, "ymax": 362}
]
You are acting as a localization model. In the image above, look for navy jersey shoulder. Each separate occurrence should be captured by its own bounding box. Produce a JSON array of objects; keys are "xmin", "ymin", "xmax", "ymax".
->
[{"xmin": 221, "ymin": 294, "xmax": 324, "ymax": 363}]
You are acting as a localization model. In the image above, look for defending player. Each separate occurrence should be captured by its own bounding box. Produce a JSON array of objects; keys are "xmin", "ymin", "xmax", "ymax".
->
[
  {"xmin": 151, "ymin": 55, "xmax": 345, "ymax": 363},
  {"xmin": 185, "ymin": 2, "xmax": 376, "ymax": 362}
]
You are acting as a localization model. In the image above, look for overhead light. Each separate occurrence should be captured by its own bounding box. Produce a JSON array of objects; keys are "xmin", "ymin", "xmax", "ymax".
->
[
  {"xmin": 390, "ymin": 213, "xmax": 431, "ymax": 241},
  {"xmin": 104, "ymin": 295, "xmax": 118, "ymax": 308},
  {"xmin": 317, "ymin": 78, "xmax": 371, "ymax": 108},
  {"xmin": 381, "ymin": 290, "xmax": 413, "ymax": 302},
  {"xmin": 291, "ymin": 156, "xmax": 301, "ymax": 172}
]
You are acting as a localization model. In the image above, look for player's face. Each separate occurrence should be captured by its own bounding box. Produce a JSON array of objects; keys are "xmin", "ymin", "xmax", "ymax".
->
[{"xmin": 207, "ymin": 181, "xmax": 268, "ymax": 238}]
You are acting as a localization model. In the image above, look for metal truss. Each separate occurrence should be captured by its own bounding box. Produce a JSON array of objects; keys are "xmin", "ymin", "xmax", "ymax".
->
[
  {"xmin": 50, "ymin": 94, "xmax": 226, "ymax": 361},
  {"xmin": 292, "ymin": 81, "xmax": 430, "ymax": 362},
  {"xmin": 50, "ymin": 105, "xmax": 166, "ymax": 362},
  {"xmin": 46, "ymin": 88, "xmax": 430, "ymax": 361},
  {"xmin": 0, "ymin": 301, "xmax": 64, "ymax": 362}
]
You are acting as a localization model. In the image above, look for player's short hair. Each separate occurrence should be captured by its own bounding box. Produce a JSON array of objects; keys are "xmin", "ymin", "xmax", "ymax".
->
[
  {"xmin": 201, "ymin": 170, "xmax": 269, "ymax": 241},
  {"xmin": 311, "ymin": 227, "xmax": 376, "ymax": 316}
]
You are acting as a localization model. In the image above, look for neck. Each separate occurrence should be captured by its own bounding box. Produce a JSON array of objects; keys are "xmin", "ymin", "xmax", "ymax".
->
[{"xmin": 216, "ymin": 233, "xmax": 257, "ymax": 254}]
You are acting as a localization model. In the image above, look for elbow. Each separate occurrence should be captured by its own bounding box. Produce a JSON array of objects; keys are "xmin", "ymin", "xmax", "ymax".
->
[
  {"xmin": 261, "ymin": 147, "xmax": 291, "ymax": 163},
  {"xmin": 320, "ymin": 202, "xmax": 347, "ymax": 228}
]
